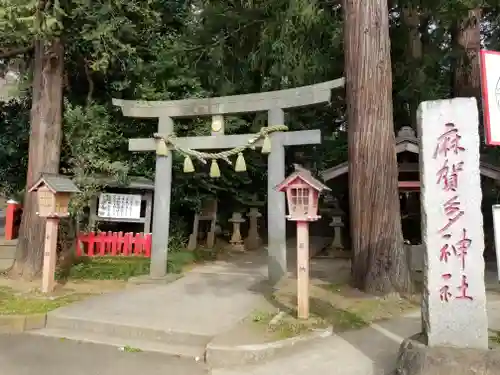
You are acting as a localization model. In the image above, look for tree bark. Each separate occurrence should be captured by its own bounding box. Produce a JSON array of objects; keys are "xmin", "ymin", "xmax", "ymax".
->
[
  {"xmin": 9, "ymin": 38, "xmax": 64, "ymax": 280},
  {"xmin": 452, "ymin": 8, "xmax": 482, "ymax": 99},
  {"xmin": 402, "ymin": 5, "xmax": 425, "ymax": 129},
  {"xmin": 343, "ymin": 0, "xmax": 413, "ymax": 294}
]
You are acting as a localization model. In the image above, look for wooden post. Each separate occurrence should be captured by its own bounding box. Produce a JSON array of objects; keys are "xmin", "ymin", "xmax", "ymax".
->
[
  {"xmin": 89, "ymin": 196, "xmax": 98, "ymax": 230},
  {"xmin": 42, "ymin": 217, "xmax": 59, "ymax": 293},
  {"xmin": 296, "ymin": 220, "xmax": 309, "ymax": 319}
]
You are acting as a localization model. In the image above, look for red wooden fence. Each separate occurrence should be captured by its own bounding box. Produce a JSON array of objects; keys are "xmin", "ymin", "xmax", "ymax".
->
[{"xmin": 76, "ymin": 231, "xmax": 152, "ymax": 257}]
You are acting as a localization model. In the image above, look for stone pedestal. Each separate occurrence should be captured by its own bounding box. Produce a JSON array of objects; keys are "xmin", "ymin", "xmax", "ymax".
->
[
  {"xmin": 229, "ymin": 212, "xmax": 245, "ymax": 252},
  {"xmin": 329, "ymin": 215, "xmax": 344, "ymax": 249},
  {"xmin": 395, "ymin": 334, "xmax": 500, "ymax": 375},
  {"xmin": 245, "ymin": 208, "xmax": 262, "ymax": 250},
  {"xmin": 187, "ymin": 199, "xmax": 218, "ymax": 250},
  {"xmin": 417, "ymin": 98, "xmax": 488, "ymax": 349}
]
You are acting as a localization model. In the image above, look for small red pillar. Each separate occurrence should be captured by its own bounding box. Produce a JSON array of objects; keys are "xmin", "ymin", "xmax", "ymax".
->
[{"xmin": 5, "ymin": 199, "xmax": 21, "ymax": 240}]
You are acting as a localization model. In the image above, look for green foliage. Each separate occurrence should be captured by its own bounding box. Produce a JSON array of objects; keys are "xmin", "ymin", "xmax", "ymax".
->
[
  {"xmin": 61, "ymin": 102, "xmax": 128, "ymax": 212},
  {"xmin": 64, "ymin": 0, "xmax": 162, "ymax": 73},
  {"xmin": 1, "ymin": 0, "xmax": 500, "ymax": 241},
  {"xmin": 0, "ymin": 98, "xmax": 30, "ymax": 197},
  {"xmin": 0, "ymin": 0, "xmax": 64, "ymax": 46}
]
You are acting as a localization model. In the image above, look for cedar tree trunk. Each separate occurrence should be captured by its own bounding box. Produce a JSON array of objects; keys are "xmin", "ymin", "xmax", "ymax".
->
[
  {"xmin": 343, "ymin": 0, "xmax": 413, "ymax": 294},
  {"xmin": 9, "ymin": 38, "xmax": 64, "ymax": 280},
  {"xmin": 452, "ymin": 8, "xmax": 482, "ymax": 100},
  {"xmin": 402, "ymin": 5, "xmax": 425, "ymax": 129}
]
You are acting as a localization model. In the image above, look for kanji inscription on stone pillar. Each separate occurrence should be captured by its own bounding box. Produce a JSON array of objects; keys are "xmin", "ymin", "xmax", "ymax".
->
[{"xmin": 418, "ymin": 98, "xmax": 488, "ymax": 349}]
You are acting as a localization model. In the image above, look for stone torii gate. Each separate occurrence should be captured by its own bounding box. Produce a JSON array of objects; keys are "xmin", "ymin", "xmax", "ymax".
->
[{"xmin": 113, "ymin": 78, "xmax": 344, "ymax": 283}]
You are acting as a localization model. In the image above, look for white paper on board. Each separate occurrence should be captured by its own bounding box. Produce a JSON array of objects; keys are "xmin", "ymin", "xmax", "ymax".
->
[
  {"xmin": 480, "ymin": 50, "xmax": 500, "ymax": 145},
  {"xmin": 97, "ymin": 193, "xmax": 142, "ymax": 219}
]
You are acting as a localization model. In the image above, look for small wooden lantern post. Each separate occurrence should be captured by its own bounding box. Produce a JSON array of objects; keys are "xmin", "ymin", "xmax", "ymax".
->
[
  {"xmin": 276, "ymin": 167, "xmax": 330, "ymax": 319},
  {"xmin": 28, "ymin": 174, "xmax": 80, "ymax": 293}
]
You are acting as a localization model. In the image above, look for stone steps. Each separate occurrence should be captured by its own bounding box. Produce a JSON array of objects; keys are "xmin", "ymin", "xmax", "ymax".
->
[
  {"xmin": 30, "ymin": 328, "xmax": 206, "ymax": 361},
  {"xmin": 0, "ymin": 238, "xmax": 16, "ymax": 271},
  {"xmin": 0, "ymin": 239, "xmax": 17, "ymax": 259},
  {"xmin": 28, "ymin": 313, "xmax": 212, "ymax": 360}
]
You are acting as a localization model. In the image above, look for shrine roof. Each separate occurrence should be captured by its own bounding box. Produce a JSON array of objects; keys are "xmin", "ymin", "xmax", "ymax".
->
[
  {"xmin": 29, "ymin": 173, "xmax": 80, "ymax": 194},
  {"xmin": 320, "ymin": 126, "xmax": 500, "ymax": 182},
  {"xmin": 79, "ymin": 175, "xmax": 155, "ymax": 190},
  {"xmin": 276, "ymin": 165, "xmax": 331, "ymax": 192}
]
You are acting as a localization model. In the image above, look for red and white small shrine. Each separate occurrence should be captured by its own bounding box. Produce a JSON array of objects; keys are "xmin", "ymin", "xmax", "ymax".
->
[{"xmin": 276, "ymin": 165, "xmax": 330, "ymax": 319}]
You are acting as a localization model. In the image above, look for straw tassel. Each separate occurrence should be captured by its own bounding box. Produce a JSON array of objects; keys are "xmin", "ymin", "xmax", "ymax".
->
[
  {"xmin": 155, "ymin": 139, "xmax": 168, "ymax": 156},
  {"xmin": 183, "ymin": 155, "xmax": 195, "ymax": 173},
  {"xmin": 235, "ymin": 152, "xmax": 246, "ymax": 172},
  {"xmin": 210, "ymin": 159, "xmax": 221, "ymax": 178},
  {"xmin": 261, "ymin": 135, "xmax": 271, "ymax": 154}
]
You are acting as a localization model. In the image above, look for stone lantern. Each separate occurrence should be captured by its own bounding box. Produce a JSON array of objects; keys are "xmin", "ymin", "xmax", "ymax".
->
[
  {"xmin": 329, "ymin": 201, "xmax": 345, "ymax": 250},
  {"xmin": 228, "ymin": 212, "xmax": 246, "ymax": 252}
]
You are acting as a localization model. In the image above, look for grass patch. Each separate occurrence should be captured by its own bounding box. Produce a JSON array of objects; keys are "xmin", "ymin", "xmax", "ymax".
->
[
  {"xmin": 0, "ymin": 286, "xmax": 89, "ymax": 315},
  {"xmin": 250, "ymin": 309, "xmax": 330, "ymax": 340},
  {"xmin": 489, "ymin": 330, "xmax": 500, "ymax": 347},
  {"xmin": 56, "ymin": 248, "xmax": 218, "ymax": 281},
  {"xmin": 122, "ymin": 345, "xmax": 142, "ymax": 353},
  {"xmin": 56, "ymin": 256, "xmax": 150, "ymax": 281},
  {"xmin": 246, "ymin": 278, "xmax": 419, "ymax": 340}
]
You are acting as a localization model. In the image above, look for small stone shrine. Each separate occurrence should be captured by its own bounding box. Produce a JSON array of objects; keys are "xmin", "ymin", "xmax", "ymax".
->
[{"xmin": 187, "ymin": 198, "xmax": 218, "ymax": 250}]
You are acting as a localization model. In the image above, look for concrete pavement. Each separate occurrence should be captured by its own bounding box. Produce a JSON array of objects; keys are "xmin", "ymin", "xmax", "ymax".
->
[
  {"xmin": 0, "ymin": 334, "xmax": 208, "ymax": 375},
  {"xmin": 33, "ymin": 251, "xmax": 269, "ymax": 359},
  {"xmin": 5, "ymin": 296, "xmax": 500, "ymax": 375},
  {"xmin": 6, "ymin": 250, "xmax": 500, "ymax": 375},
  {"xmin": 212, "ymin": 294, "xmax": 500, "ymax": 375},
  {"xmin": 211, "ymin": 311, "xmax": 422, "ymax": 375},
  {"xmin": 1, "ymin": 314, "xmax": 418, "ymax": 375}
]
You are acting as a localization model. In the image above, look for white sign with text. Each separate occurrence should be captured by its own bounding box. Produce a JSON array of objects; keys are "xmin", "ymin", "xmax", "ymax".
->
[{"xmin": 98, "ymin": 193, "xmax": 142, "ymax": 219}]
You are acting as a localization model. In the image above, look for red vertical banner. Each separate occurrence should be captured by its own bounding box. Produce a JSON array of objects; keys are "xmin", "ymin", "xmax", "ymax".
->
[{"xmin": 480, "ymin": 49, "xmax": 500, "ymax": 145}]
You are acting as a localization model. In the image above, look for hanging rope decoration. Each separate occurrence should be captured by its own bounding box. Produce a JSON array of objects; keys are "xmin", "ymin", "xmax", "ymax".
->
[{"xmin": 153, "ymin": 125, "xmax": 288, "ymax": 178}]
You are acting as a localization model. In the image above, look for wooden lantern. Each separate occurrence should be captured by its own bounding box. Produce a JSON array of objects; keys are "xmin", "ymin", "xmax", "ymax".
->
[
  {"xmin": 276, "ymin": 168, "xmax": 330, "ymax": 222},
  {"xmin": 275, "ymin": 166, "xmax": 330, "ymax": 320},
  {"xmin": 29, "ymin": 174, "xmax": 80, "ymax": 218},
  {"xmin": 28, "ymin": 174, "xmax": 80, "ymax": 294}
]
